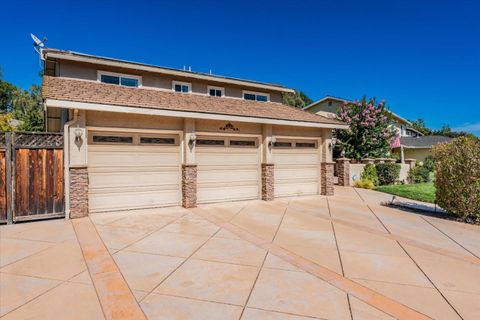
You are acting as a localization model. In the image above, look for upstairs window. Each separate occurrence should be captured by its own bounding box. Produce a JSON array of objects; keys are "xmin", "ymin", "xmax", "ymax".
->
[
  {"xmin": 243, "ymin": 91, "xmax": 269, "ymax": 102},
  {"xmin": 208, "ymin": 86, "xmax": 225, "ymax": 97},
  {"xmin": 98, "ymin": 71, "xmax": 141, "ymax": 87},
  {"xmin": 173, "ymin": 81, "xmax": 191, "ymax": 93}
]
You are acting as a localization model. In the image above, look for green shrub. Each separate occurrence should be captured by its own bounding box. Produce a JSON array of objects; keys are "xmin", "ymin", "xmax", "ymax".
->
[
  {"xmin": 433, "ymin": 136, "xmax": 480, "ymax": 220},
  {"xmin": 354, "ymin": 179, "xmax": 375, "ymax": 189},
  {"xmin": 375, "ymin": 163, "xmax": 401, "ymax": 185},
  {"xmin": 423, "ymin": 155, "xmax": 435, "ymax": 172},
  {"xmin": 408, "ymin": 165, "xmax": 431, "ymax": 183},
  {"xmin": 361, "ymin": 164, "xmax": 379, "ymax": 186}
]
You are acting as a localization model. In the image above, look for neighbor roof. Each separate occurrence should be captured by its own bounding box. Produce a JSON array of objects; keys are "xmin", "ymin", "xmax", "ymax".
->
[
  {"xmin": 400, "ymin": 135, "xmax": 452, "ymax": 148},
  {"xmin": 42, "ymin": 49, "xmax": 295, "ymax": 94},
  {"xmin": 303, "ymin": 95, "xmax": 411, "ymax": 126},
  {"xmin": 42, "ymin": 76, "xmax": 346, "ymax": 128}
]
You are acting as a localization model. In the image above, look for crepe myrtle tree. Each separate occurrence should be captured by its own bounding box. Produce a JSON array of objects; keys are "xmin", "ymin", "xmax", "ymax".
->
[{"xmin": 334, "ymin": 97, "xmax": 396, "ymax": 160}]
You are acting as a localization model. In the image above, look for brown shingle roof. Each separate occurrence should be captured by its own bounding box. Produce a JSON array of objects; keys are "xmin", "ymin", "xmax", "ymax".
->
[{"xmin": 42, "ymin": 76, "xmax": 344, "ymax": 126}]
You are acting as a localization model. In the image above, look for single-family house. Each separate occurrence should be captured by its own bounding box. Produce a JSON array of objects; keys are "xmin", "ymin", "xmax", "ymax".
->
[
  {"xmin": 41, "ymin": 49, "xmax": 347, "ymax": 218},
  {"xmin": 392, "ymin": 135, "xmax": 452, "ymax": 163},
  {"xmin": 303, "ymin": 96, "xmax": 422, "ymax": 138}
]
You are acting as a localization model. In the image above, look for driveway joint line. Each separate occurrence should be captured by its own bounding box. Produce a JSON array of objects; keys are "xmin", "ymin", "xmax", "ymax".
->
[
  {"xmin": 420, "ymin": 216, "xmax": 480, "ymax": 259},
  {"xmin": 238, "ymin": 204, "xmax": 288, "ymax": 319},
  {"xmin": 397, "ymin": 241, "xmax": 464, "ymax": 320},
  {"xmin": 247, "ymin": 306, "xmax": 327, "ymax": 319},
  {"xmin": 368, "ymin": 206, "xmax": 463, "ymax": 320},
  {"xmin": 326, "ymin": 197, "xmax": 353, "ymax": 320},
  {"xmin": 138, "ymin": 225, "xmax": 223, "ymax": 304},
  {"xmin": 190, "ymin": 204, "xmax": 432, "ymax": 320},
  {"xmin": 73, "ymin": 217, "xmax": 148, "ymax": 320}
]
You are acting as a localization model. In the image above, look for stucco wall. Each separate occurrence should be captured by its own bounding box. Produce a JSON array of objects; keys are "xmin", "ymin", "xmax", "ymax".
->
[
  {"xmin": 309, "ymin": 100, "xmax": 343, "ymax": 115},
  {"xmin": 57, "ymin": 60, "xmax": 283, "ymax": 103},
  {"xmin": 86, "ymin": 111, "xmax": 184, "ymax": 131},
  {"xmin": 350, "ymin": 163, "xmax": 411, "ymax": 185},
  {"xmin": 404, "ymin": 148, "xmax": 432, "ymax": 162}
]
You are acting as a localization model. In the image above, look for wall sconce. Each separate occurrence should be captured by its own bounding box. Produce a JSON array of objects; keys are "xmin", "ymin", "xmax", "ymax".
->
[
  {"xmin": 268, "ymin": 136, "xmax": 277, "ymax": 148},
  {"xmin": 74, "ymin": 127, "xmax": 83, "ymax": 143},
  {"xmin": 188, "ymin": 133, "xmax": 197, "ymax": 146},
  {"xmin": 328, "ymin": 142, "xmax": 332, "ymax": 152}
]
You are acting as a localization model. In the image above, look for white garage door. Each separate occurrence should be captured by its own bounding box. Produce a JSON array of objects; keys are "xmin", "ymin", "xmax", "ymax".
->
[
  {"xmin": 196, "ymin": 136, "xmax": 260, "ymax": 204},
  {"xmin": 273, "ymin": 140, "xmax": 320, "ymax": 197},
  {"xmin": 87, "ymin": 132, "xmax": 181, "ymax": 212}
]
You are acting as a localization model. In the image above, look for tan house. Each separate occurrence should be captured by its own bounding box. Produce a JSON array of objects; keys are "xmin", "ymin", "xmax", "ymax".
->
[
  {"xmin": 303, "ymin": 96, "xmax": 422, "ymax": 138},
  {"xmin": 392, "ymin": 135, "xmax": 452, "ymax": 162},
  {"xmin": 41, "ymin": 49, "xmax": 347, "ymax": 218}
]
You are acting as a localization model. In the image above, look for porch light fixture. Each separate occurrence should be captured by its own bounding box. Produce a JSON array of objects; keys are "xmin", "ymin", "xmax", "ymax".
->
[
  {"xmin": 74, "ymin": 127, "xmax": 83, "ymax": 143},
  {"xmin": 188, "ymin": 134, "xmax": 197, "ymax": 146},
  {"xmin": 268, "ymin": 136, "xmax": 277, "ymax": 148}
]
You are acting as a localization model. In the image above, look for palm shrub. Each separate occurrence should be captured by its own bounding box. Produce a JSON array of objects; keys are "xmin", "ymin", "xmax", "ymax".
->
[
  {"xmin": 433, "ymin": 136, "xmax": 480, "ymax": 220},
  {"xmin": 376, "ymin": 163, "xmax": 400, "ymax": 185},
  {"xmin": 361, "ymin": 164, "xmax": 379, "ymax": 186}
]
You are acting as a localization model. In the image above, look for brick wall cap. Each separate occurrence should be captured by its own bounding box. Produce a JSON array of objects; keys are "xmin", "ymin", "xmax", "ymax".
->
[
  {"xmin": 336, "ymin": 158, "xmax": 351, "ymax": 162},
  {"xmin": 321, "ymin": 162, "xmax": 336, "ymax": 165},
  {"xmin": 261, "ymin": 163, "xmax": 275, "ymax": 166},
  {"xmin": 404, "ymin": 158, "xmax": 416, "ymax": 162},
  {"xmin": 182, "ymin": 163, "xmax": 198, "ymax": 167}
]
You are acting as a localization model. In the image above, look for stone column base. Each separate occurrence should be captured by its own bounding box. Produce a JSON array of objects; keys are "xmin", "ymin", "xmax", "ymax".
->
[
  {"xmin": 182, "ymin": 164, "xmax": 197, "ymax": 208},
  {"xmin": 321, "ymin": 162, "xmax": 335, "ymax": 196},
  {"xmin": 69, "ymin": 166, "xmax": 89, "ymax": 219},
  {"xmin": 336, "ymin": 158, "xmax": 350, "ymax": 187},
  {"xmin": 261, "ymin": 163, "xmax": 274, "ymax": 201}
]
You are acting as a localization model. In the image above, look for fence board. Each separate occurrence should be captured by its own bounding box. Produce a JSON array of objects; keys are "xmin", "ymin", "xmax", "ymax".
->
[
  {"xmin": 0, "ymin": 150, "xmax": 6, "ymax": 221},
  {"xmin": 2, "ymin": 132, "xmax": 64, "ymax": 223}
]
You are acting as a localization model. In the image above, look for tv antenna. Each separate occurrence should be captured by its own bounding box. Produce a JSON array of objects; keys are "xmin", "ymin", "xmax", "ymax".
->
[{"xmin": 31, "ymin": 33, "xmax": 47, "ymax": 57}]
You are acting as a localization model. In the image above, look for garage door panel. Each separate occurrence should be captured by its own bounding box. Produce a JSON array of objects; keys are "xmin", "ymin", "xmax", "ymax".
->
[
  {"xmin": 197, "ymin": 185, "xmax": 260, "ymax": 204},
  {"xmin": 196, "ymin": 140, "xmax": 260, "ymax": 204},
  {"xmin": 89, "ymin": 189, "xmax": 180, "ymax": 212},
  {"xmin": 88, "ymin": 133, "xmax": 181, "ymax": 212},
  {"xmin": 273, "ymin": 145, "xmax": 319, "ymax": 198},
  {"xmin": 197, "ymin": 167, "xmax": 258, "ymax": 183},
  {"xmin": 88, "ymin": 170, "xmax": 179, "ymax": 189}
]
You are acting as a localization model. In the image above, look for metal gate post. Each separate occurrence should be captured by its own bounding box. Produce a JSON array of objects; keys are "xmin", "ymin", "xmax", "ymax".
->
[{"xmin": 5, "ymin": 132, "xmax": 13, "ymax": 224}]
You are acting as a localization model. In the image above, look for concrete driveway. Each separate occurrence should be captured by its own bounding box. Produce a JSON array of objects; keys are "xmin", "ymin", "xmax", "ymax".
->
[{"xmin": 1, "ymin": 187, "xmax": 479, "ymax": 319}]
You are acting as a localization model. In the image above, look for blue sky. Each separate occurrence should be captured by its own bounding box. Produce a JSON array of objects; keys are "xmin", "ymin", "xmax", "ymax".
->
[{"xmin": 1, "ymin": 0, "xmax": 479, "ymax": 135}]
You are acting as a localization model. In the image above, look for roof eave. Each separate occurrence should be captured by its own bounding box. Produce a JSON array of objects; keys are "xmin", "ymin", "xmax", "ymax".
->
[{"xmin": 45, "ymin": 98, "xmax": 348, "ymax": 130}]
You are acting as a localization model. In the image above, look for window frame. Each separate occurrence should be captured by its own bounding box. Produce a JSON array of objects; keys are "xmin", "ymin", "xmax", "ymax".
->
[
  {"xmin": 207, "ymin": 85, "xmax": 225, "ymax": 97},
  {"xmin": 172, "ymin": 81, "xmax": 192, "ymax": 93},
  {"xmin": 97, "ymin": 70, "xmax": 142, "ymax": 87},
  {"xmin": 242, "ymin": 90, "xmax": 270, "ymax": 102}
]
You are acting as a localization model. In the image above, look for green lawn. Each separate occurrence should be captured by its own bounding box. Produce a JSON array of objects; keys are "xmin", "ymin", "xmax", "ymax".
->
[{"xmin": 375, "ymin": 183, "xmax": 436, "ymax": 203}]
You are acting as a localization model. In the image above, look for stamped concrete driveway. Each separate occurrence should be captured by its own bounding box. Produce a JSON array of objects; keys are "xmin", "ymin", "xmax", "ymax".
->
[{"xmin": 1, "ymin": 187, "xmax": 479, "ymax": 319}]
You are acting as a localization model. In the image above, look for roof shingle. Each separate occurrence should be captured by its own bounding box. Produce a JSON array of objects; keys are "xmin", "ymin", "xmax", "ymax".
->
[
  {"xmin": 400, "ymin": 135, "xmax": 453, "ymax": 148},
  {"xmin": 42, "ymin": 76, "xmax": 344, "ymax": 126}
]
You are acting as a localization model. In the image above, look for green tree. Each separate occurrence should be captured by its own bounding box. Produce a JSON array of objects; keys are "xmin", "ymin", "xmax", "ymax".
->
[
  {"xmin": 283, "ymin": 90, "xmax": 313, "ymax": 109},
  {"xmin": 0, "ymin": 66, "xmax": 44, "ymax": 132},
  {"xmin": 432, "ymin": 124, "xmax": 474, "ymax": 139},
  {"xmin": 13, "ymin": 84, "xmax": 44, "ymax": 131},
  {"xmin": 409, "ymin": 118, "xmax": 432, "ymax": 135},
  {"xmin": 335, "ymin": 97, "xmax": 396, "ymax": 160}
]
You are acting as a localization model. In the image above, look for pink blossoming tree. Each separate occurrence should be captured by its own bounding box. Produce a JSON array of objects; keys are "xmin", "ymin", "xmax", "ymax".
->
[{"xmin": 335, "ymin": 97, "xmax": 396, "ymax": 160}]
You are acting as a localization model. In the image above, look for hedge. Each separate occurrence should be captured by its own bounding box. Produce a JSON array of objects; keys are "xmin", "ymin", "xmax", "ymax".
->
[
  {"xmin": 433, "ymin": 136, "xmax": 480, "ymax": 220},
  {"xmin": 375, "ymin": 163, "xmax": 401, "ymax": 185}
]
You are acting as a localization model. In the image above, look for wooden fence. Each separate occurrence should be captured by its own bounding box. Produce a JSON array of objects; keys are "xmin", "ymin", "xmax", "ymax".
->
[{"xmin": 1, "ymin": 132, "xmax": 64, "ymax": 224}]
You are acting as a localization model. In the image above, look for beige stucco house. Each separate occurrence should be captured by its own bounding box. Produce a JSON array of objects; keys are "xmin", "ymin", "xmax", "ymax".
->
[
  {"xmin": 41, "ymin": 49, "xmax": 347, "ymax": 218},
  {"xmin": 392, "ymin": 135, "xmax": 452, "ymax": 162},
  {"xmin": 303, "ymin": 96, "xmax": 422, "ymax": 138}
]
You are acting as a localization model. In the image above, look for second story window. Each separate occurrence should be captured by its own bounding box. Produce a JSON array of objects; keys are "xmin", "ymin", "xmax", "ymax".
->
[
  {"xmin": 243, "ymin": 91, "xmax": 270, "ymax": 102},
  {"xmin": 208, "ymin": 86, "xmax": 224, "ymax": 97},
  {"xmin": 173, "ymin": 81, "xmax": 191, "ymax": 93},
  {"xmin": 98, "ymin": 71, "xmax": 141, "ymax": 87}
]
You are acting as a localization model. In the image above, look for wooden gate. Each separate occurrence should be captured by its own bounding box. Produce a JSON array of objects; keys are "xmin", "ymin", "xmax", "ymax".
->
[{"xmin": 1, "ymin": 132, "xmax": 65, "ymax": 224}]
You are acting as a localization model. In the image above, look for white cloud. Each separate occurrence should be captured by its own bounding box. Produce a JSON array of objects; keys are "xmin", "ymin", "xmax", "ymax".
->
[{"xmin": 452, "ymin": 122, "xmax": 480, "ymax": 134}]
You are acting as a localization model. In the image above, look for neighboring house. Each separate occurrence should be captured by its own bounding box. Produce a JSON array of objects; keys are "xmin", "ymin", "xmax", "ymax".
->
[
  {"xmin": 303, "ymin": 96, "xmax": 422, "ymax": 138},
  {"xmin": 41, "ymin": 49, "xmax": 347, "ymax": 218},
  {"xmin": 392, "ymin": 135, "xmax": 452, "ymax": 163}
]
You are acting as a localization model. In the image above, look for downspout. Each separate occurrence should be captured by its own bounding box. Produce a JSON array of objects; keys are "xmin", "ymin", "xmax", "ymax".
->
[{"xmin": 63, "ymin": 109, "xmax": 79, "ymax": 220}]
